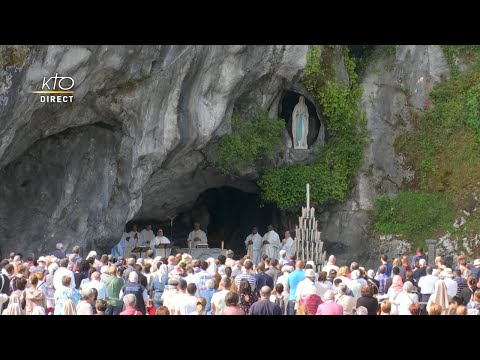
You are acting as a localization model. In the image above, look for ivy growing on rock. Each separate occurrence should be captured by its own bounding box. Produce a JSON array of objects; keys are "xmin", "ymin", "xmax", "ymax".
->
[
  {"xmin": 258, "ymin": 46, "xmax": 367, "ymax": 209},
  {"xmin": 212, "ymin": 104, "xmax": 285, "ymax": 175}
]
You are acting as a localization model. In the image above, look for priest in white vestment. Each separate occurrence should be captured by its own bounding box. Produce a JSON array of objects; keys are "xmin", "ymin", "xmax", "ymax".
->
[
  {"xmin": 187, "ymin": 222, "xmax": 208, "ymax": 248},
  {"xmin": 262, "ymin": 224, "xmax": 281, "ymax": 260},
  {"xmin": 151, "ymin": 228, "xmax": 171, "ymax": 258},
  {"xmin": 128, "ymin": 224, "xmax": 142, "ymax": 245},
  {"xmin": 281, "ymin": 230, "xmax": 295, "ymax": 258},
  {"xmin": 141, "ymin": 224, "xmax": 155, "ymax": 245},
  {"xmin": 245, "ymin": 226, "xmax": 263, "ymax": 266}
]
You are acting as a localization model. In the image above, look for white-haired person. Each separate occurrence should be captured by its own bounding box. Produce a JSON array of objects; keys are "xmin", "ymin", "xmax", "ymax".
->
[
  {"xmin": 276, "ymin": 265, "xmax": 294, "ymax": 288},
  {"xmin": 77, "ymin": 287, "xmax": 96, "ymax": 315},
  {"xmin": 119, "ymin": 271, "xmax": 148, "ymax": 315},
  {"xmin": 348, "ymin": 270, "xmax": 364, "ymax": 299},
  {"xmin": 296, "ymin": 269, "xmax": 323, "ymax": 315},
  {"xmin": 393, "ymin": 281, "xmax": 418, "ymax": 315},
  {"xmin": 86, "ymin": 251, "xmax": 101, "ymax": 267},
  {"xmin": 225, "ymin": 250, "xmax": 236, "ymax": 268},
  {"xmin": 206, "ymin": 257, "xmax": 217, "ymax": 276},
  {"xmin": 51, "ymin": 243, "xmax": 66, "ymax": 260},
  {"xmin": 316, "ymin": 289, "xmax": 343, "ymax": 315},
  {"xmin": 182, "ymin": 253, "xmax": 193, "ymax": 264},
  {"xmin": 82, "ymin": 271, "xmax": 107, "ymax": 300},
  {"xmin": 335, "ymin": 283, "xmax": 356, "ymax": 315},
  {"xmin": 322, "ymin": 255, "xmax": 339, "ymax": 274},
  {"xmin": 120, "ymin": 294, "xmax": 142, "ymax": 315}
]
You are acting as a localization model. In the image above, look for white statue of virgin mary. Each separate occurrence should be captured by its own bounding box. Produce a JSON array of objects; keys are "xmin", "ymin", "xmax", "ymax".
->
[{"xmin": 292, "ymin": 96, "xmax": 309, "ymax": 149}]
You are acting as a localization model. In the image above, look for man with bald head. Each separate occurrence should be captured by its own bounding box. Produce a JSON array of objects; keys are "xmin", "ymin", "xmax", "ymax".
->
[
  {"xmin": 285, "ymin": 260, "xmax": 305, "ymax": 315},
  {"xmin": 322, "ymin": 255, "xmax": 339, "ymax": 274},
  {"xmin": 316, "ymin": 290, "xmax": 343, "ymax": 315},
  {"xmin": 82, "ymin": 271, "xmax": 107, "ymax": 300},
  {"xmin": 248, "ymin": 286, "xmax": 282, "ymax": 315}
]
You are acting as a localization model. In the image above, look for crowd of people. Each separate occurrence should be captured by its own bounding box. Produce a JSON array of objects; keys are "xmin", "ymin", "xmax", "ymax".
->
[{"xmin": 1, "ymin": 243, "xmax": 480, "ymax": 315}]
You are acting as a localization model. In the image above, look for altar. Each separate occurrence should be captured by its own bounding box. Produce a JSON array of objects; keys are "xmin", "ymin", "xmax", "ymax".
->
[{"xmin": 174, "ymin": 247, "xmax": 227, "ymax": 261}]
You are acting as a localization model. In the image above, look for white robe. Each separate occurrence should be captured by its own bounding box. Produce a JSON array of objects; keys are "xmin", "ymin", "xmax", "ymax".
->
[
  {"xmin": 245, "ymin": 233, "xmax": 263, "ymax": 266},
  {"xmin": 282, "ymin": 237, "xmax": 295, "ymax": 258},
  {"xmin": 151, "ymin": 236, "xmax": 171, "ymax": 258},
  {"xmin": 262, "ymin": 230, "xmax": 281, "ymax": 260},
  {"xmin": 141, "ymin": 229, "xmax": 155, "ymax": 244},
  {"xmin": 187, "ymin": 229, "xmax": 208, "ymax": 247},
  {"xmin": 128, "ymin": 231, "xmax": 142, "ymax": 245}
]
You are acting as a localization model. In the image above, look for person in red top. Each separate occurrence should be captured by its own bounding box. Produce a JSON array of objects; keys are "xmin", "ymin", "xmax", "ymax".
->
[{"xmin": 120, "ymin": 293, "xmax": 142, "ymax": 315}]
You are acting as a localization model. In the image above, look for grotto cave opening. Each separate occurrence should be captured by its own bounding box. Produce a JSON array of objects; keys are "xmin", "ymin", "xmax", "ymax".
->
[{"xmin": 128, "ymin": 186, "xmax": 283, "ymax": 259}]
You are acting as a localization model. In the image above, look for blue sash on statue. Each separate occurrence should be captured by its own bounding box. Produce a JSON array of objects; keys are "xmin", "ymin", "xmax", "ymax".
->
[{"xmin": 296, "ymin": 113, "xmax": 303, "ymax": 144}]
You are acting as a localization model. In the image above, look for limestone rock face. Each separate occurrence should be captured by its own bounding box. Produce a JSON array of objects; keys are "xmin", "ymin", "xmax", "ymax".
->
[
  {"xmin": 318, "ymin": 46, "xmax": 450, "ymax": 266},
  {"xmin": 0, "ymin": 45, "xmax": 308, "ymax": 255},
  {"xmin": 0, "ymin": 45, "xmax": 451, "ymax": 264}
]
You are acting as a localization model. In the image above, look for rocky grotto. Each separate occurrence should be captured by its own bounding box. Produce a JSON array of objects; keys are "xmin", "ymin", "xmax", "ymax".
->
[{"xmin": 2, "ymin": 44, "xmax": 479, "ymax": 266}]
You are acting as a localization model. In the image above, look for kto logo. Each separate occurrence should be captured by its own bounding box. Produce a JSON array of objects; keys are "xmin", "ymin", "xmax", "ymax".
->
[{"xmin": 32, "ymin": 73, "xmax": 75, "ymax": 103}]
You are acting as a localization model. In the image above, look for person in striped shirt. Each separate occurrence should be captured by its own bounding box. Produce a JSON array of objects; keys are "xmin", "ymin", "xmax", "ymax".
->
[
  {"xmin": 194, "ymin": 261, "xmax": 213, "ymax": 294},
  {"xmin": 235, "ymin": 260, "xmax": 256, "ymax": 291},
  {"xmin": 454, "ymin": 268, "xmax": 468, "ymax": 297}
]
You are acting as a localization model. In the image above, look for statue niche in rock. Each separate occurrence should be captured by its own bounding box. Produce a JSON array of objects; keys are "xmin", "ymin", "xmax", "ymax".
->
[{"xmin": 292, "ymin": 96, "xmax": 309, "ymax": 149}]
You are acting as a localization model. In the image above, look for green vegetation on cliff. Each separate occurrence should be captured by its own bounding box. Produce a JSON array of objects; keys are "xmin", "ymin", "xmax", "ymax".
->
[
  {"xmin": 258, "ymin": 46, "xmax": 367, "ymax": 209},
  {"xmin": 374, "ymin": 192, "xmax": 456, "ymax": 246},
  {"xmin": 212, "ymin": 105, "xmax": 285, "ymax": 175},
  {"xmin": 373, "ymin": 46, "xmax": 480, "ymax": 247}
]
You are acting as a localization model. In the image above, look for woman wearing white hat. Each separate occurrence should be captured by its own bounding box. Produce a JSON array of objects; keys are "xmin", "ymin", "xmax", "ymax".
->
[{"xmin": 440, "ymin": 268, "xmax": 458, "ymax": 300}]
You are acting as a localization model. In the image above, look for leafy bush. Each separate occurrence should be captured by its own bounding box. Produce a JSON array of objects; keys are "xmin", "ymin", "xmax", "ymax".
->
[{"xmin": 212, "ymin": 106, "xmax": 285, "ymax": 175}]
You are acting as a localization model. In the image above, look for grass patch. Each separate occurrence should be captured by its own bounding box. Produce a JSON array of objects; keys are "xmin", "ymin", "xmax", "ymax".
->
[{"xmin": 373, "ymin": 192, "xmax": 456, "ymax": 248}]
